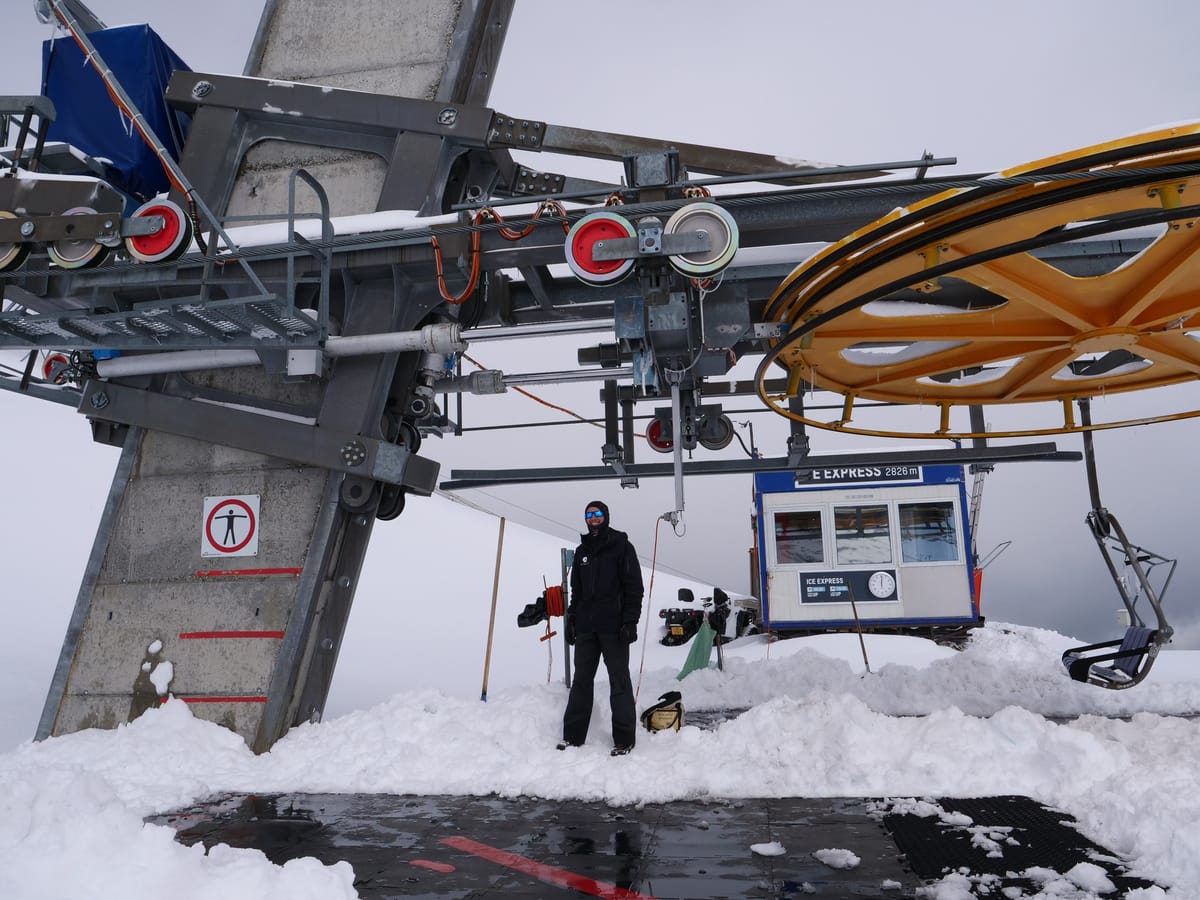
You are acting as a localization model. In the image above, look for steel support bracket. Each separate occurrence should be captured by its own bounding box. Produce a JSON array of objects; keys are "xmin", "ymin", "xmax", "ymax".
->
[
  {"xmin": 590, "ymin": 229, "xmax": 712, "ymax": 261},
  {"xmin": 77, "ymin": 380, "xmax": 439, "ymax": 494}
]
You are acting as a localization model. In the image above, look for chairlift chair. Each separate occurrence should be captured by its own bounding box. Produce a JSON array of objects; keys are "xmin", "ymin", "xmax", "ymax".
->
[{"xmin": 1061, "ymin": 401, "xmax": 1175, "ymax": 689}]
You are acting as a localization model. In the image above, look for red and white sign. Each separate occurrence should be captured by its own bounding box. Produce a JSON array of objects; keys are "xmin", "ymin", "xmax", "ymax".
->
[{"xmin": 201, "ymin": 495, "xmax": 260, "ymax": 558}]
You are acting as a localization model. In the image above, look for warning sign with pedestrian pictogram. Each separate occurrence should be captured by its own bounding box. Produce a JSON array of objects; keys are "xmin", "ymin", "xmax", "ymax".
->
[{"xmin": 201, "ymin": 495, "xmax": 260, "ymax": 558}]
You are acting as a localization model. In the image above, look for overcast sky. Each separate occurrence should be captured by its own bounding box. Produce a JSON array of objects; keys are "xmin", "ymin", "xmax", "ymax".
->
[
  {"xmin": 473, "ymin": 0, "xmax": 1200, "ymax": 644},
  {"xmin": 4, "ymin": 0, "xmax": 1200, "ymax": 737}
]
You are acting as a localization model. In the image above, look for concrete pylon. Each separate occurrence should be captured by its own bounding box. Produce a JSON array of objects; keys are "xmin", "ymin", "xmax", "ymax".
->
[{"xmin": 38, "ymin": 0, "xmax": 512, "ymax": 751}]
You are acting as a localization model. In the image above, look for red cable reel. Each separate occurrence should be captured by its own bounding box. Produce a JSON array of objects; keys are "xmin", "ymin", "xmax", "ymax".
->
[{"xmin": 539, "ymin": 584, "xmax": 566, "ymax": 642}]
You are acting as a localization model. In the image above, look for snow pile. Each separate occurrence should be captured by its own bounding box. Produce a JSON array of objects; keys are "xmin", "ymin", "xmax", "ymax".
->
[{"xmin": 2, "ymin": 623, "xmax": 1200, "ymax": 898}]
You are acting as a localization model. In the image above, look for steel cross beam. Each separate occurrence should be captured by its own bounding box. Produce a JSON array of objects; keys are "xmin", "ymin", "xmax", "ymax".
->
[
  {"xmin": 164, "ymin": 69, "xmax": 889, "ymax": 216},
  {"xmin": 441, "ymin": 444, "xmax": 1083, "ymax": 490},
  {"xmin": 76, "ymin": 379, "xmax": 439, "ymax": 493}
]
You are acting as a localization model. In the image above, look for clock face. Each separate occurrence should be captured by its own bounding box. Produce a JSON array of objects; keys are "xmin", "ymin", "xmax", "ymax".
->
[{"xmin": 867, "ymin": 571, "xmax": 896, "ymax": 599}]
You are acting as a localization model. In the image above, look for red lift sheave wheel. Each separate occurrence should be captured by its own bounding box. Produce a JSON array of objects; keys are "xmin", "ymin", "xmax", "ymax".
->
[
  {"xmin": 564, "ymin": 211, "xmax": 637, "ymax": 285},
  {"xmin": 124, "ymin": 198, "xmax": 193, "ymax": 263},
  {"xmin": 646, "ymin": 416, "xmax": 674, "ymax": 453},
  {"xmin": 42, "ymin": 353, "xmax": 70, "ymax": 384}
]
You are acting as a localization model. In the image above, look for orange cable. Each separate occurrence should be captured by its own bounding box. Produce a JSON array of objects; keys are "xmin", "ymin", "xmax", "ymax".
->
[
  {"xmin": 544, "ymin": 584, "xmax": 565, "ymax": 617},
  {"xmin": 634, "ymin": 516, "xmax": 665, "ymax": 701},
  {"xmin": 432, "ymin": 209, "xmax": 483, "ymax": 304},
  {"xmin": 432, "ymin": 202, "xmax": 570, "ymax": 305}
]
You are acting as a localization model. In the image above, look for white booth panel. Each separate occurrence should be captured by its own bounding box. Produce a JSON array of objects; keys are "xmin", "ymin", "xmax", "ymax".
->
[
  {"xmin": 766, "ymin": 570, "xmax": 803, "ymax": 620},
  {"xmin": 897, "ymin": 566, "xmax": 974, "ymax": 618}
]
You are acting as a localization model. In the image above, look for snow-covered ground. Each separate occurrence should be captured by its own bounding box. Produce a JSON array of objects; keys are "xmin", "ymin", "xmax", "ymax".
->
[{"xmin": 3, "ymin": 619, "xmax": 1199, "ymax": 899}]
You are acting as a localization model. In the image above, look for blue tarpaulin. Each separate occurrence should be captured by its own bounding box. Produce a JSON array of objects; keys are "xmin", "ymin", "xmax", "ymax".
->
[{"xmin": 41, "ymin": 24, "xmax": 191, "ymax": 204}]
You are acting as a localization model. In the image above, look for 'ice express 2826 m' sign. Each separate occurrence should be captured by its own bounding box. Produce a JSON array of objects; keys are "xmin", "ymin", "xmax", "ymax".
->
[{"xmin": 796, "ymin": 464, "xmax": 922, "ymax": 486}]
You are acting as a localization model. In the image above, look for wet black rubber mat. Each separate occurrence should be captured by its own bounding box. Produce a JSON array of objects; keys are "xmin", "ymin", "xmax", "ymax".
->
[
  {"xmin": 148, "ymin": 793, "xmax": 1160, "ymax": 898},
  {"xmin": 881, "ymin": 794, "xmax": 1158, "ymax": 895},
  {"xmin": 150, "ymin": 793, "xmax": 917, "ymax": 898}
]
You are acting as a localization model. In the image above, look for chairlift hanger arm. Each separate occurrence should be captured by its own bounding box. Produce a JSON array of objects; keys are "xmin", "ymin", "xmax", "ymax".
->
[{"xmin": 1059, "ymin": 399, "xmax": 1175, "ymax": 690}]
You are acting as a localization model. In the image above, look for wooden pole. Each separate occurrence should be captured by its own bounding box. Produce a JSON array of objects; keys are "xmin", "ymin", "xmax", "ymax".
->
[
  {"xmin": 480, "ymin": 516, "xmax": 506, "ymax": 701},
  {"xmin": 847, "ymin": 583, "xmax": 872, "ymax": 675}
]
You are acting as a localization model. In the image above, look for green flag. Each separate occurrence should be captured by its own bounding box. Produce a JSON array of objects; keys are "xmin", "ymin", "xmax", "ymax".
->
[{"xmin": 677, "ymin": 621, "xmax": 716, "ymax": 680}]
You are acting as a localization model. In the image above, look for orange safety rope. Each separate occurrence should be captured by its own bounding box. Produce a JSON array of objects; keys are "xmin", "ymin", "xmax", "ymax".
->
[
  {"xmin": 538, "ymin": 583, "xmax": 564, "ymax": 644},
  {"xmin": 544, "ymin": 584, "xmax": 565, "ymax": 617}
]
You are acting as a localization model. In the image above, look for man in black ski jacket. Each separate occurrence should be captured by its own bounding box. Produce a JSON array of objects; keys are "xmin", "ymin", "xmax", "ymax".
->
[{"xmin": 558, "ymin": 499, "xmax": 644, "ymax": 756}]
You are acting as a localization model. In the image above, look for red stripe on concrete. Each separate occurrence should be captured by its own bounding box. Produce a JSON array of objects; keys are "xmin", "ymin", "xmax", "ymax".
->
[
  {"xmin": 440, "ymin": 836, "xmax": 656, "ymax": 899},
  {"xmin": 178, "ymin": 631, "xmax": 286, "ymax": 639},
  {"xmin": 194, "ymin": 567, "xmax": 303, "ymax": 578},
  {"xmin": 161, "ymin": 696, "xmax": 268, "ymax": 704},
  {"xmin": 410, "ymin": 859, "xmax": 456, "ymax": 873}
]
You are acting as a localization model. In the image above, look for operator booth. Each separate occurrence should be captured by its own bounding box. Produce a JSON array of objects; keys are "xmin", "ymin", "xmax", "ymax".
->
[{"xmin": 753, "ymin": 464, "xmax": 980, "ymax": 635}]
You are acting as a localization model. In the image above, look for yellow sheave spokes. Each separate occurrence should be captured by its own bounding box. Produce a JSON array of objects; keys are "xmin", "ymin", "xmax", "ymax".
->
[{"xmin": 757, "ymin": 122, "xmax": 1200, "ymax": 439}]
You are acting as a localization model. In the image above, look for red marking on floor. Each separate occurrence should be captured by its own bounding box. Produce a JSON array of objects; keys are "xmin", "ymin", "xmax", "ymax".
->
[
  {"xmin": 409, "ymin": 859, "xmax": 456, "ymax": 873},
  {"xmin": 440, "ymin": 835, "xmax": 655, "ymax": 899},
  {"xmin": 194, "ymin": 567, "xmax": 303, "ymax": 578},
  {"xmin": 178, "ymin": 631, "xmax": 286, "ymax": 639},
  {"xmin": 161, "ymin": 696, "xmax": 268, "ymax": 704}
]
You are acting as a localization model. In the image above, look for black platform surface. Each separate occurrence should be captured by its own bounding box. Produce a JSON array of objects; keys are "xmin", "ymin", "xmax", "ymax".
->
[
  {"xmin": 882, "ymin": 795, "xmax": 1158, "ymax": 896},
  {"xmin": 148, "ymin": 793, "xmax": 1160, "ymax": 898}
]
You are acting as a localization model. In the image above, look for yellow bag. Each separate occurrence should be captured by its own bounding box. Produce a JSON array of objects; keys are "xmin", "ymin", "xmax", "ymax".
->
[{"xmin": 640, "ymin": 691, "xmax": 684, "ymax": 732}]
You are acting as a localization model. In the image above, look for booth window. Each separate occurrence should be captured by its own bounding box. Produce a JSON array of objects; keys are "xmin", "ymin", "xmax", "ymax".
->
[
  {"xmin": 774, "ymin": 509, "xmax": 824, "ymax": 564},
  {"xmin": 835, "ymin": 504, "xmax": 892, "ymax": 565},
  {"xmin": 899, "ymin": 500, "xmax": 960, "ymax": 562}
]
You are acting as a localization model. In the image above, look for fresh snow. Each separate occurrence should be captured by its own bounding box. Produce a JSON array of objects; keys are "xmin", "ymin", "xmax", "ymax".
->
[{"xmin": 3, "ymin": 622, "xmax": 1200, "ymax": 898}]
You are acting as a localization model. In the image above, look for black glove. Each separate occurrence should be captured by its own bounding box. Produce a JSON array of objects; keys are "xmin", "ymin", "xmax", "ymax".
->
[
  {"xmin": 620, "ymin": 623, "xmax": 638, "ymax": 644},
  {"xmin": 565, "ymin": 616, "xmax": 576, "ymax": 646}
]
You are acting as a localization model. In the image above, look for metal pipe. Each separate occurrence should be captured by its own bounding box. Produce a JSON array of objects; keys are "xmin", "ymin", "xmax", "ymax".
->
[
  {"xmin": 462, "ymin": 319, "xmax": 614, "ymax": 342},
  {"xmin": 97, "ymin": 349, "xmax": 260, "ymax": 378},
  {"xmin": 504, "ymin": 366, "xmax": 631, "ymax": 386},
  {"xmin": 96, "ymin": 324, "xmax": 466, "ymax": 378},
  {"xmin": 323, "ymin": 323, "xmax": 464, "ymax": 356},
  {"xmin": 435, "ymin": 365, "xmax": 633, "ymax": 394},
  {"xmin": 670, "ymin": 378, "xmax": 685, "ymax": 517}
]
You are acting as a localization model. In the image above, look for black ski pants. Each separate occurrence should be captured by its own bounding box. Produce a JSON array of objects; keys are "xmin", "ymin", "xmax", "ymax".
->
[{"xmin": 562, "ymin": 631, "xmax": 636, "ymax": 748}]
